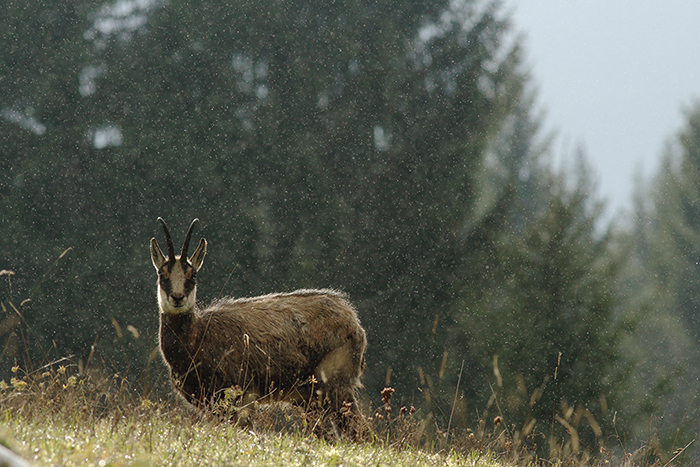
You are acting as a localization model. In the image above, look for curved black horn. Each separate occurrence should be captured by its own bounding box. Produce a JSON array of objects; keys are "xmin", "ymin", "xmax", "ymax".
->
[
  {"xmin": 181, "ymin": 218, "xmax": 199, "ymax": 260},
  {"xmin": 157, "ymin": 217, "xmax": 176, "ymax": 260}
]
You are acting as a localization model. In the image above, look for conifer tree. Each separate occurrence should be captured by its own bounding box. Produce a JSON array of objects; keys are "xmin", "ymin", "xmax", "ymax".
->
[
  {"xmin": 623, "ymin": 102, "xmax": 700, "ymax": 450},
  {"xmin": 446, "ymin": 98, "xmax": 632, "ymax": 447},
  {"xmin": 648, "ymin": 103, "xmax": 700, "ymax": 344}
]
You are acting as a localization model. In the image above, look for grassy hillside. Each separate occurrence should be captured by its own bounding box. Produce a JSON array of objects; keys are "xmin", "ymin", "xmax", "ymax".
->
[
  {"xmin": 3, "ymin": 405, "xmax": 495, "ymax": 467},
  {"xmin": 0, "ymin": 364, "xmax": 510, "ymax": 467},
  {"xmin": 0, "ymin": 362, "xmax": 674, "ymax": 467}
]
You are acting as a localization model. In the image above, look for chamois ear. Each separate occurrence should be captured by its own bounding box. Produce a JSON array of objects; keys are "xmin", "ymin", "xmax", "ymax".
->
[
  {"xmin": 190, "ymin": 237, "xmax": 207, "ymax": 271},
  {"xmin": 150, "ymin": 237, "xmax": 166, "ymax": 270}
]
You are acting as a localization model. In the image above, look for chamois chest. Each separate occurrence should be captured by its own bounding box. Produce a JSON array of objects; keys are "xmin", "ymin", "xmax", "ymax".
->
[{"xmin": 158, "ymin": 311, "xmax": 216, "ymax": 404}]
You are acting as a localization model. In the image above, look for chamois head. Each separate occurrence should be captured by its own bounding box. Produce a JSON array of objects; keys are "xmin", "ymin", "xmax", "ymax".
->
[{"xmin": 150, "ymin": 218, "xmax": 207, "ymax": 314}]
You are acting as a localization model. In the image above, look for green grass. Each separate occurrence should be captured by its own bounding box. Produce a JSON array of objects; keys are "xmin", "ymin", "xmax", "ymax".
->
[
  {"xmin": 0, "ymin": 365, "xmax": 512, "ymax": 467},
  {"xmin": 3, "ymin": 413, "xmax": 501, "ymax": 466},
  {"xmin": 0, "ymin": 362, "xmax": 679, "ymax": 467}
]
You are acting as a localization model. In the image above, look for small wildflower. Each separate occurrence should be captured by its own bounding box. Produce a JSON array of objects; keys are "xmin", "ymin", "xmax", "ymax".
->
[
  {"xmin": 11, "ymin": 377, "xmax": 27, "ymax": 391},
  {"xmin": 11, "ymin": 366, "xmax": 19, "ymax": 374},
  {"xmin": 400, "ymin": 406, "xmax": 407, "ymax": 415},
  {"xmin": 309, "ymin": 375, "xmax": 318, "ymax": 385},
  {"xmin": 494, "ymin": 415, "xmax": 503, "ymax": 426},
  {"xmin": 381, "ymin": 387, "xmax": 394, "ymax": 404},
  {"xmin": 409, "ymin": 406, "xmax": 416, "ymax": 415},
  {"xmin": 385, "ymin": 405, "xmax": 391, "ymax": 414},
  {"xmin": 63, "ymin": 375, "xmax": 77, "ymax": 388},
  {"xmin": 58, "ymin": 366, "xmax": 66, "ymax": 375},
  {"xmin": 375, "ymin": 413, "xmax": 384, "ymax": 421}
]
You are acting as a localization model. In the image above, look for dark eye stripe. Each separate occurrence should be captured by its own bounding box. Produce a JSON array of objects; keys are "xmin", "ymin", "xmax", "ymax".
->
[{"xmin": 160, "ymin": 276, "xmax": 173, "ymax": 294}]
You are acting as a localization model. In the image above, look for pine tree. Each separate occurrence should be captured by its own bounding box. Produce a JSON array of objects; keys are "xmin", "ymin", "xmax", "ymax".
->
[
  {"xmin": 648, "ymin": 103, "xmax": 700, "ymax": 344},
  {"xmin": 623, "ymin": 101, "xmax": 700, "ymax": 451},
  {"xmin": 446, "ymin": 97, "xmax": 632, "ymax": 448}
]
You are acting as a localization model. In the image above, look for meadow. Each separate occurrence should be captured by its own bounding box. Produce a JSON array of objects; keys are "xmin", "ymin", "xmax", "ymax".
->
[{"xmin": 0, "ymin": 360, "xmax": 672, "ymax": 467}]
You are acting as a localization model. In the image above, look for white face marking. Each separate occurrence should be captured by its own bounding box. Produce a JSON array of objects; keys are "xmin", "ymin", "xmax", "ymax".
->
[{"xmin": 158, "ymin": 258, "xmax": 197, "ymax": 314}]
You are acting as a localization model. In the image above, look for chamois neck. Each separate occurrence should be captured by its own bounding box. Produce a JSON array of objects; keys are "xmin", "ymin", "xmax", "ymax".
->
[
  {"xmin": 160, "ymin": 307, "xmax": 196, "ymax": 329},
  {"xmin": 159, "ymin": 308, "xmax": 199, "ymax": 372}
]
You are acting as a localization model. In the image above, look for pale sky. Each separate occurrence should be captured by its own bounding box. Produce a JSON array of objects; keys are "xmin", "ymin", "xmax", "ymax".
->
[{"xmin": 506, "ymin": 1, "xmax": 700, "ymax": 219}]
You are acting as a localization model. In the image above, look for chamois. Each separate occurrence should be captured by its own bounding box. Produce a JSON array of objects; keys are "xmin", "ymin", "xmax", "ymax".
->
[{"xmin": 150, "ymin": 218, "xmax": 367, "ymax": 431}]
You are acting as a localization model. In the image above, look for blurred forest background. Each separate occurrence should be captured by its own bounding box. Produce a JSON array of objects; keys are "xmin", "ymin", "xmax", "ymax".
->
[{"xmin": 2, "ymin": 0, "xmax": 700, "ymax": 455}]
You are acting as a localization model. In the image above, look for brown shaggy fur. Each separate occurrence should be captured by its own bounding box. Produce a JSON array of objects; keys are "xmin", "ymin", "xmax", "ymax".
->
[{"xmin": 151, "ymin": 219, "xmax": 367, "ymax": 437}]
